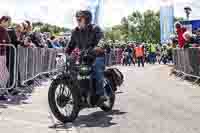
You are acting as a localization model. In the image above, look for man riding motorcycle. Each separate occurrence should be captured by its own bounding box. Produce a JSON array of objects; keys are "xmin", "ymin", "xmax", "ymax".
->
[{"xmin": 66, "ymin": 10, "xmax": 106, "ymax": 105}]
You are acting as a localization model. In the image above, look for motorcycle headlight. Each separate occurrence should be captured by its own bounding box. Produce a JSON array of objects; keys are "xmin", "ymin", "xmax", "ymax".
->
[
  {"xmin": 80, "ymin": 66, "xmax": 89, "ymax": 71},
  {"xmin": 79, "ymin": 66, "xmax": 91, "ymax": 75}
]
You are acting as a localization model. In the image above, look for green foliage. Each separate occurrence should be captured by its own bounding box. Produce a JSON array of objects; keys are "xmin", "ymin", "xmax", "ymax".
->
[
  {"xmin": 105, "ymin": 10, "xmax": 161, "ymax": 43},
  {"xmin": 105, "ymin": 10, "xmax": 183, "ymax": 44},
  {"xmin": 11, "ymin": 22, "xmax": 17, "ymax": 27},
  {"xmin": 174, "ymin": 17, "xmax": 184, "ymax": 22},
  {"xmin": 32, "ymin": 22, "xmax": 70, "ymax": 35}
]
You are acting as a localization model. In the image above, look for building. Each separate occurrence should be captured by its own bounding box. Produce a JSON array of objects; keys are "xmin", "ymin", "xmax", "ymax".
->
[{"xmin": 160, "ymin": 0, "xmax": 174, "ymax": 44}]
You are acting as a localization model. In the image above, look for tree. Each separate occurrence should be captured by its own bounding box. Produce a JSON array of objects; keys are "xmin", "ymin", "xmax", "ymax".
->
[
  {"xmin": 174, "ymin": 17, "xmax": 184, "ymax": 22},
  {"xmin": 105, "ymin": 10, "xmax": 161, "ymax": 43},
  {"xmin": 32, "ymin": 22, "xmax": 70, "ymax": 35}
]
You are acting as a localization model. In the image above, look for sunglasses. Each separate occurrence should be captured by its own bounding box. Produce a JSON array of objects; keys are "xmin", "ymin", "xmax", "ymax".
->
[
  {"xmin": 76, "ymin": 16, "xmax": 85, "ymax": 22},
  {"xmin": 77, "ymin": 18, "xmax": 81, "ymax": 22}
]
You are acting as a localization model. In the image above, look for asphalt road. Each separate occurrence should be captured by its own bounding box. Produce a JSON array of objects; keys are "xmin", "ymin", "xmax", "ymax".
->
[{"xmin": 1, "ymin": 64, "xmax": 200, "ymax": 133}]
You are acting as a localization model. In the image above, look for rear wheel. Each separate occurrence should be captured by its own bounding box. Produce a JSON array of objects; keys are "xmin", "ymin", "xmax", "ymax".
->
[
  {"xmin": 48, "ymin": 78, "xmax": 80, "ymax": 123},
  {"xmin": 100, "ymin": 78, "xmax": 115, "ymax": 112}
]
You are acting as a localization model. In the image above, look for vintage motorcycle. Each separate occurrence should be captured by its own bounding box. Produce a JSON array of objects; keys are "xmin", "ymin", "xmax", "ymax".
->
[{"xmin": 48, "ymin": 50, "xmax": 122, "ymax": 123}]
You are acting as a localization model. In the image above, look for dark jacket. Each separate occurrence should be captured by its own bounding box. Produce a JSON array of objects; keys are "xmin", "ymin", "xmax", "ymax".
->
[
  {"xmin": 0, "ymin": 26, "xmax": 11, "ymax": 56},
  {"xmin": 0, "ymin": 26, "xmax": 10, "ymax": 43},
  {"xmin": 67, "ymin": 24, "xmax": 103, "ymax": 54},
  {"xmin": 30, "ymin": 32, "xmax": 43, "ymax": 48},
  {"xmin": 7, "ymin": 28, "xmax": 21, "ymax": 47}
]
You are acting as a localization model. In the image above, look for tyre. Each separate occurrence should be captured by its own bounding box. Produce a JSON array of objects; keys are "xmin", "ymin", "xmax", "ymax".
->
[
  {"xmin": 100, "ymin": 78, "xmax": 116, "ymax": 112},
  {"xmin": 48, "ymin": 78, "xmax": 80, "ymax": 123}
]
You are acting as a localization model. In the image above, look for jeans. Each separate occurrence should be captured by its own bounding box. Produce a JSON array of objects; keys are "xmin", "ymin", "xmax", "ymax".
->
[
  {"xmin": 149, "ymin": 53, "xmax": 156, "ymax": 64},
  {"xmin": 105, "ymin": 53, "xmax": 111, "ymax": 66},
  {"xmin": 127, "ymin": 54, "xmax": 132, "ymax": 65},
  {"xmin": 93, "ymin": 57, "xmax": 105, "ymax": 96}
]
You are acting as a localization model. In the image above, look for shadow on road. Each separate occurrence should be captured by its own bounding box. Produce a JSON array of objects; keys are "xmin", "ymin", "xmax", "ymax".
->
[
  {"xmin": 50, "ymin": 109, "xmax": 127, "ymax": 130},
  {"xmin": 0, "ymin": 103, "xmax": 7, "ymax": 109},
  {"xmin": 0, "ymin": 76, "xmax": 50, "ymax": 108},
  {"xmin": 116, "ymin": 91, "xmax": 124, "ymax": 94},
  {"xmin": 0, "ymin": 94, "xmax": 31, "ymax": 108}
]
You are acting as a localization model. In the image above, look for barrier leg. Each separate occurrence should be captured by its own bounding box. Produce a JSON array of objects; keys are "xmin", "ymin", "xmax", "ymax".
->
[
  {"xmin": 180, "ymin": 74, "xmax": 186, "ymax": 81},
  {"xmin": 192, "ymin": 78, "xmax": 199, "ymax": 85},
  {"xmin": 176, "ymin": 71, "xmax": 182, "ymax": 77}
]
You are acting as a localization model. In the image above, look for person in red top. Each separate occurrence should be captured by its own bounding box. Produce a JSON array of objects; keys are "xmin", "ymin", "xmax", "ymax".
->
[
  {"xmin": 175, "ymin": 22, "xmax": 187, "ymax": 48},
  {"xmin": 0, "ymin": 16, "xmax": 11, "ymax": 56},
  {"xmin": 0, "ymin": 16, "xmax": 11, "ymax": 97},
  {"xmin": 135, "ymin": 43, "xmax": 144, "ymax": 67}
]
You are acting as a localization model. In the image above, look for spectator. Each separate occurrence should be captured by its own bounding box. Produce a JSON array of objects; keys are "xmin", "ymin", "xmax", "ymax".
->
[
  {"xmin": 182, "ymin": 31, "xmax": 194, "ymax": 73},
  {"xmin": 21, "ymin": 22, "xmax": 29, "ymax": 37},
  {"xmin": 159, "ymin": 44, "xmax": 168, "ymax": 64},
  {"xmin": 20, "ymin": 21, "xmax": 33, "ymax": 47},
  {"xmin": 30, "ymin": 31, "xmax": 44, "ymax": 48},
  {"xmin": 105, "ymin": 44, "xmax": 111, "ymax": 66},
  {"xmin": 135, "ymin": 43, "xmax": 144, "ymax": 67},
  {"xmin": 171, "ymin": 38, "xmax": 178, "ymax": 48},
  {"xmin": 8, "ymin": 24, "xmax": 24, "ymax": 91},
  {"xmin": 0, "ymin": 16, "xmax": 11, "ymax": 43},
  {"xmin": 195, "ymin": 28, "xmax": 200, "ymax": 45},
  {"xmin": 25, "ymin": 20, "xmax": 32, "ymax": 33},
  {"xmin": 21, "ymin": 20, "xmax": 40, "ymax": 48},
  {"xmin": 149, "ymin": 43, "xmax": 156, "ymax": 64},
  {"xmin": 23, "ymin": 36, "xmax": 35, "ymax": 48},
  {"xmin": 50, "ymin": 36, "xmax": 62, "ymax": 48},
  {"xmin": 182, "ymin": 31, "xmax": 196, "ymax": 48},
  {"xmin": 124, "ymin": 45, "xmax": 133, "ymax": 65},
  {"xmin": 30, "ymin": 22, "xmax": 46, "ymax": 48},
  {"xmin": 0, "ymin": 16, "xmax": 11, "ymax": 100},
  {"xmin": 59, "ymin": 37, "xmax": 67, "ymax": 47},
  {"xmin": 7, "ymin": 24, "xmax": 23, "ymax": 90},
  {"xmin": 47, "ymin": 39, "xmax": 53, "ymax": 48},
  {"xmin": 54, "ymin": 39, "xmax": 61, "ymax": 48},
  {"xmin": 15, "ymin": 24, "xmax": 24, "ymax": 44},
  {"xmin": 50, "ymin": 36, "xmax": 56, "ymax": 48},
  {"xmin": 175, "ymin": 22, "xmax": 187, "ymax": 48},
  {"xmin": 41, "ymin": 33, "xmax": 48, "ymax": 48}
]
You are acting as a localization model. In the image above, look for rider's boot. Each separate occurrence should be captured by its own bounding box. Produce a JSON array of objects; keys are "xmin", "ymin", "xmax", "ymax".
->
[{"xmin": 96, "ymin": 95, "xmax": 107, "ymax": 106}]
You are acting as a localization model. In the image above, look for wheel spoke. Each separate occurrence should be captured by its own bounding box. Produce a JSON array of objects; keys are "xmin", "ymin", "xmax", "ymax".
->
[
  {"xmin": 55, "ymin": 83, "xmax": 74, "ymax": 117},
  {"xmin": 55, "ymin": 90, "xmax": 60, "ymax": 97},
  {"xmin": 59, "ymin": 84, "xmax": 64, "ymax": 95},
  {"xmin": 64, "ymin": 104, "xmax": 73, "ymax": 116},
  {"xmin": 64, "ymin": 87, "xmax": 71, "ymax": 97}
]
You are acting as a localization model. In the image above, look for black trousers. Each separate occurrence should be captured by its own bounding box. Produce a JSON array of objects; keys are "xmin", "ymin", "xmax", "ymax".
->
[
  {"xmin": 137, "ymin": 56, "xmax": 144, "ymax": 67},
  {"xmin": 6, "ymin": 47, "xmax": 15, "ymax": 88}
]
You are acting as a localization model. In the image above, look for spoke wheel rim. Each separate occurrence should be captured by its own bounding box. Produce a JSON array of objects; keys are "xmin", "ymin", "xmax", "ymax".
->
[{"xmin": 55, "ymin": 84, "xmax": 74, "ymax": 117}]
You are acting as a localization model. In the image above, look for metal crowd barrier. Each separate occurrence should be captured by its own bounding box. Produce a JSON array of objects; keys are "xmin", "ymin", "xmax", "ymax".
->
[
  {"xmin": 17, "ymin": 46, "xmax": 65, "ymax": 85},
  {"xmin": 173, "ymin": 48, "xmax": 200, "ymax": 78},
  {"xmin": 0, "ymin": 44, "xmax": 123, "ymax": 91},
  {"xmin": 0, "ymin": 44, "xmax": 17, "ymax": 90},
  {"xmin": 105, "ymin": 49, "xmax": 123, "ymax": 66},
  {"xmin": 0, "ymin": 44, "xmax": 66, "ymax": 91}
]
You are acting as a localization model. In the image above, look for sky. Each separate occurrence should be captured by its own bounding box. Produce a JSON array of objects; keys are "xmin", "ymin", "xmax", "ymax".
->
[{"xmin": 0, "ymin": 0, "xmax": 199, "ymax": 28}]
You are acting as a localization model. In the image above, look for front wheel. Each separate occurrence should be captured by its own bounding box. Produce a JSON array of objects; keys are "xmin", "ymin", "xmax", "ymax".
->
[
  {"xmin": 100, "ymin": 78, "xmax": 116, "ymax": 112},
  {"xmin": 48, "ymin": 78, "xmax": 80, "ymax": 123}
]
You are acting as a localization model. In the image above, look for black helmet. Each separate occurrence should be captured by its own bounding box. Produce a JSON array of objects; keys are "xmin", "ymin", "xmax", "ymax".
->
[{"xmin": 76, "ymin": 10, "xmax": 92, "ymax": 24}]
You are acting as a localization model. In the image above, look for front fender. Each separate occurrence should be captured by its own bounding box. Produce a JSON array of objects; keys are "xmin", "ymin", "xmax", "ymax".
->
[
  {"xmin": 51, "ymin": 73, "xmax": 72, "ymax": 84},
  {"xmin": 52, "ymin": 73, "xmax": 80, "ymax": 93}
]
